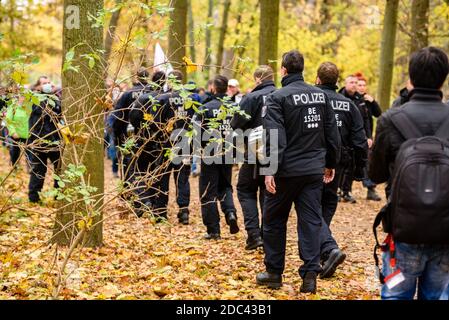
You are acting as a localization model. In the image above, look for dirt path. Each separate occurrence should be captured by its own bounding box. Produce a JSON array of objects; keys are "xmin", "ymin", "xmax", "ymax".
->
[{"xmin": 0, "ymin": 149, "xmax": 385, "ymax": 300}]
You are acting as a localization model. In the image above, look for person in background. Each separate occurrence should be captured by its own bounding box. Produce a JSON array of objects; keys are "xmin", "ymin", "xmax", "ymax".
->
[
  {"xmin": 355, "ymin": 72, "xmax": 382, "ymax": 201},
  {"xmin": 5, "ymin": 94, "xmax": 31, "ymax": 167},
  {"xmin": 227, "ymin": 79, "xmax": 244, "ymax": 103},
  {"xmin": 392, "ymin": 79, "xmax": 414, "ymax": 108}
]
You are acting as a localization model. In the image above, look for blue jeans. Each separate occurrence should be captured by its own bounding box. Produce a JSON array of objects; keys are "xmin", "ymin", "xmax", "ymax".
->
[{"xmin": 381, "ymin": 241, "xmax": 449, "ymax": 300}]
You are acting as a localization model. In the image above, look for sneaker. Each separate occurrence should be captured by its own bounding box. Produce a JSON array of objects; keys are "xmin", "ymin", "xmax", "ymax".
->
[
  {"xmin": 320, "ymin": 248, "xmax": 346, "ymax": 279},
  {"xmin": 225, "ymin": 212, "xmax": 240, "ymax": 234},
  {"xmin": 367, "ymin": 188, "xmax": 381, "ymax": 201},
  {"xmin": 204, "ymin": 233, "xmax": 221, "ymax": 240},
  {"xmin": 177, "ymin": 208, "xmax": 189, "ymax": 225},
  {"xmin": 256, "ymin": 272, "xmax": 282, "ymax": 289},
  {"xmin": 245, "ymin": 235, "xmax": 263, "ymax": 250},
  {"xmin": 300, "ymin": 272, "xmax": 317, "ymax": 293},
  {"xmin": 341, "ymin": 192, "xmax": 356, "ymax": 204}
]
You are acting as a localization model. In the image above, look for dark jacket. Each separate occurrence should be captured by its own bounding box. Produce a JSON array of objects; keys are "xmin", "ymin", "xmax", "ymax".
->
[
  {"xmin": 363, "ymin": 97, "xmax": 382, "ymax": 136},
  {"xmin": 369, "ymin": 88, "xmax": 449, "ymax": 191},
  {"xmin": 391, "ymin": 87, "xmax": 410, "ymax": 109},
  {"xmin": 263, "ymin": 74, "xmax": 340, "ymax": 177},
  {"xmin": 231, "ymin": 80, "xmax": 276, "ymax": 131},
  {"xmin": 339, "ymin": 88, "xmax": 372, "ymax": 139},
  {"xmin": 28, "ymin": 97, "xmax": 62, "ymax": 144},
  {"xmin": 317, "ymin": 84, "xmax": 368, "ymax": 169},
  {"xmin": 112, "ymin": 83, "xmax": 153, "ymax": 144}
]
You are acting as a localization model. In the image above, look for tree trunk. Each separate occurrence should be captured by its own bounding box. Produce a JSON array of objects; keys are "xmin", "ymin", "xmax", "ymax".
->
[
  {"xmin": 204, "ymin": 0, "xmax": 214, "ymax": 78},
  {"xmin": 259, "ymin": 0, "xmax": 280, "ymax": 82},
  {"xmin": 55, "ymin": 0, "xmax": 105, "ymax": 247},
  {"xmin": 104, "ymin": 0, "xmax": 122, "ymax": 67},
  {"xmin": 377, "ymin": 0, "xmax": 399, "ymax": 111},
  {"xmin": 168, "ymin": 0, "xmax": 188, "ymax": 80},
  {"xmin": 138, "ymin": 0, "xmax": 150, "ymax": 68},
  {"xmin": 216, "ymin": 0, "xmax": 231, "ymax": 73},
  {"xmin": 187, "ymin": 0, "xmax": 197, "ymax": 82},
  {"xmin": 410, "ymin": 0, "xmax": 429, "ymax": 54}
]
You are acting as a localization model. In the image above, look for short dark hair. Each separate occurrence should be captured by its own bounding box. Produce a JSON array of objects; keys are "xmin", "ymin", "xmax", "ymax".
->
[
  {"xmin": 169, "ymin": 70, "xmax": 184, "ymax": 83},
  {"xmin": 409, "ymin": 47, "xmax": 449, "ymax": 89},
  {"xmin": 213, "ymin": 75, "xmax": 228, "ymax": 94},
  {"xmin": 317, "ymin": 62, "xmax": 339, "ymax": 85},
  {"xmin": 152, "ymin": 71, "xmax": 166, "ymax": 87},
  {"xmin": 254, "ymin": 65, "xmax": 274, "ymax": 82},
  {"xmin": 281, "ymin": 50, "xmax": 304, "ymax": 74},
  {"xmin": 137, "ymin": 68, "xmax": 150, "ymax": 84}
]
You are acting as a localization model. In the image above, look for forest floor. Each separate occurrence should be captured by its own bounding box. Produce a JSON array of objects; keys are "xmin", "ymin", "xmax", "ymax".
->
[{"xmin": 0, "ymin": 148, "xmax": 385, "ymax": 300}]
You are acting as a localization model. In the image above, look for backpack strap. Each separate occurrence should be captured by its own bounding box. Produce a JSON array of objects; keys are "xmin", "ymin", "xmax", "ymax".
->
[
  {"xmin": 435, "ymin": 116, "xmax": 449, "ymax": 139},
  {"xmin": 389, "ymin": 111, "xmax": 422, "ymax": 140}
]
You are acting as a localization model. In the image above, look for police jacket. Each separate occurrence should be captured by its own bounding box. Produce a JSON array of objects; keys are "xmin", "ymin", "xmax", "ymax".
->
[
  {"xmin": 317, "ymin": 84, "xmax": 368, "ymax": 169},
  {"xmin": 263, "ymin": 74, "xmax": 340, "ymax": 177},
  {"xmin": 28, "ymin": 96, "xmax": 62, "ymax": 144},
  {"xmin": 194, "ymin": 93, "xmax": 234, "ymax": 161},
  {"xmin": 112, "ymin": 83, "xmax": 153, "ymax": 143},
  {"xmin": 339, "ymin": 88, "xmax": 372, "ymax": 139},
  {"xmin": 369, "ymin": 88, "xmax": 449, "ymax": 191},
  {"xmin": 231, "ymin": 80, "xmax": 276, "ymax": 131}
]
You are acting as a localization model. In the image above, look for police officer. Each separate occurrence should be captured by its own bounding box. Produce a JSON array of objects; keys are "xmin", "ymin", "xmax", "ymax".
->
[
  {"xmin": 256, "ymin": 50, "xmax": 340, "ymax": 293},
  {"xmin": 28, "ymin": 78, "xmax": 62, "ymax": 203},
  {"xmin": 231, "ymin": 65, "xmax": 276, "ymax": 250},
  {"xmin": 112, "ymin": 68, "xmax": 154, "ymax": 181},
  {"xmin": 195, "ymin": 75, "xmax": 239, "ymax": 240},
  {"xmin": 338, "ymin": 75, "xmax": 371, "ymax": 203},
  {"xmin": 128, "ymin": 71, "xmax": 167, "ymax": 217},
  {"xmin": 315, "ymin": 62, "xmax": 368, "ymax": 278}
]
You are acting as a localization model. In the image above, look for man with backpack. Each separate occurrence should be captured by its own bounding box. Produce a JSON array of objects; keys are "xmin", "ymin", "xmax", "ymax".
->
[{"xmin": 369, "ymin": 47, "xmax": 449, "ymax": 300}]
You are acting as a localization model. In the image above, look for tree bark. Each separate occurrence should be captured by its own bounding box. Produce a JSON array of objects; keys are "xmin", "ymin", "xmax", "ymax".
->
[
  {"xmin": 259, "ymin": 0, "xmax": 280, "ymax": 82},
  {"xmin": 104, "ymin": 0, "xmax": 122, "ymax": 67},
  {"xmin": 55, "ymin": 0, "xmax": 105, "ymax": 247},
  {"xmin": 168, "ymin": 0, "xmax": 188, "ymax": 80},
  {"xmin": 377, "ymin": 0, "xmax": 399, "ymax": 111},
  {"xmin": 410, "ymin": 0, "xmax": 429, "ymax": 54},
  {"xmin": 204, "ymin": 0, "xmax": 214, "ymax": 78},
  {"xmin": 216, "ymin": 0, "xmax": 231, "ymax": 73}
]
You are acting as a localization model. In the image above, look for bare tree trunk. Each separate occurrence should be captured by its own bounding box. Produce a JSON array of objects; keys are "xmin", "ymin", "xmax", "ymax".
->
[
  {"xmin": 187, "ymin": 0, "xmax": 197, "ymax": 82},
  {"xmin": 104, "ymin": 0, "xmax": 122, "ymax": 67},
  {"xmin": 55, "ymin": 0, "xmax": 105, "ymax": 247},
  {"xmin": 377, "ymin": 0, "xmax": 399, "ymax": 111},
  {"xmin": 216, "ymin": 0, "xmax": 231, "ymax": 73},
  {"xmin": 259, "ymin": 0, "xmax": 280, "ymax": 82},
  {"xmin": 138, "ymin": 0, "xmax": 150, "ymax": 68},
  {"xmin": 410, "ymin": 0, "xmax": 429, "ymax": 54},
  {"xmin": 204, "ymin": 0, "xmax": 214, "ymax": 78},
  {"xmin": 168, "ymin": 0, "xmax": 188, "ymax": 80}
]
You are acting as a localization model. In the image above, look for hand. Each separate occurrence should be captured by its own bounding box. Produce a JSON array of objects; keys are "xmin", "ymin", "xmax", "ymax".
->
[
  {"xmin": 12, "ymin": 133, "xmax": 19, "ymax": 140},
  {"xmin": 265, "ymin": 176, "xmax": 276, "ymax": 194},
  {"xmin": 323, "ymin": 168, "xmax": 335, "ymax": 184},
  {"xmin": 368, "ymin": 138, "xmax": 373, "ymax": 149},
  {"xmin": 364, "ymin": 94, "xmax": 374, "ymax": 103}
]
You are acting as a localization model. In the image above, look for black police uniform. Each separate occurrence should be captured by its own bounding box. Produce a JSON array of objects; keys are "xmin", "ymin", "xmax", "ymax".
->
[
  {"xmin": 338, "ymin": 88, "xmax": 371, "ymax": 195},
  {"xmin": 316, "ymin": 84, "xmax": 368, "ymax": 256},
  {"xmin": 230, "ymin": 80, "xmax": 276, "ymax": 241},
  {"xmin": 262, "ymin": 73, "xmax": 340, "ymax": 278},
  {"xmin": 112, "ymin": 82, "xmax": 153, "ymax": 180},
  {"xmin": 28, "ymin": 97, "xmax": 62, "ymax": 203},
  {"xmin": 196, "ymin": 93, "xmax": 237, "ymax": 236}
]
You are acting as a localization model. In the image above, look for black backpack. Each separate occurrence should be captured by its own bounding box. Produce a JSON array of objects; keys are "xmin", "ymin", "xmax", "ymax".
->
[{"xmin": 373, "ymin": 111, "xmax": 449, "ymax": 245}]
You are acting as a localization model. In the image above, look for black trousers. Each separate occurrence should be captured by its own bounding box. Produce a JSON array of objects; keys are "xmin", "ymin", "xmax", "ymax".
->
[
  {"xmin": 9, "ymin": 138, "xmax": 30, "ymax": 166},
  {"xmin": 263, "ymin": 175, "xmax": 323, "ymax": 278},
  {"xmin": 151, "ymin": 163, "xmax": 191, "ymax": 216},
  {"xmin": 199, "ymin": 163, "xmax": 236, "ymax": 234},
  {"xmin": 28, "ymin": 149, "xmax": 61, "ymax": 202},
  {"xmin": 237, "ymin": 164, "xmax": 265, "ymax": 237}
]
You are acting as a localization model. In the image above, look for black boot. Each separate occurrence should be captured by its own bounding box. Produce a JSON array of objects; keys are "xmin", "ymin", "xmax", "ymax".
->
[
  {"xmin": 341, "ymin": 192, "xmax": 356, "ymax": 204},
  {"xmin": 300, "ymin": 272, "xmax": 317, "ymax": 294},
  {"xmin": 225, "ymin": 211, "xmax": 240, "ymax": 234},
  {"xmin": 177, "ymin": 208, "xmax": 189, "ymax": 225},
  {"xmin": 204, "ymin": 232, "xmax": 221, "ymax": 240},
  {"xmin": 367, "ymin": 188, "xmax": 381, "ymax": 201},
  {"xmin": 256, "ymin": 272, "xmax": 282, "ymax": 289},
  {"xmin": 246, "ymin": 232, "xmax": 263, "ymax": 250},
  {"xmin": 320, "ymin": 248, "xmax": 346, "ymax": 279}
]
